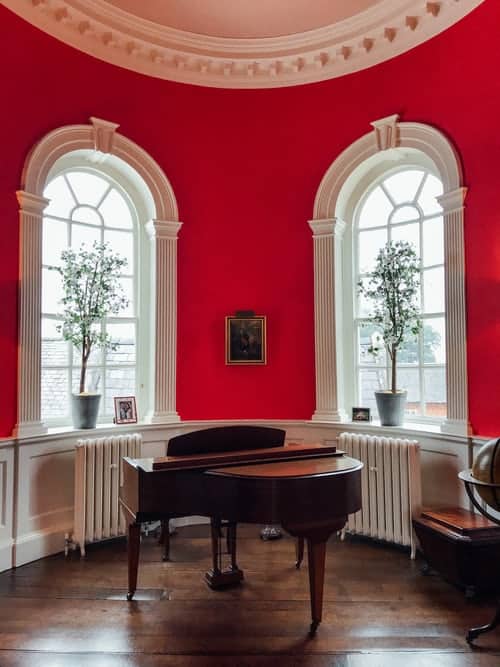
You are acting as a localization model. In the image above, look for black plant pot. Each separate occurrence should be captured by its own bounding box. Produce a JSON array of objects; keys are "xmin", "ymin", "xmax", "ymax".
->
[
  {"xmin": 71, "ymin": 394, "xmax": 101, "ymax": 429},
  {"xmin": 375, "ymin": 390, "xmax": 407, "ymax": 426}
]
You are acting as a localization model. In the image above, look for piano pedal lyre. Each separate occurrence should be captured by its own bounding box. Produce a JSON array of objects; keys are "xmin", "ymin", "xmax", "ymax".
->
[{"xmin": 205, "ymin": 518, "xmax": 244, "ymax": 589}]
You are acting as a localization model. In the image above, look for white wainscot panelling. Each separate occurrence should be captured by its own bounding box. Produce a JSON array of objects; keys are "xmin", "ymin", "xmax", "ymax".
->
[
  {"xmin": 15, "ymin": 438, "xmax": 75, "ymax": 567},
  {"xmin": 0, "ymin": 443, "xmax": 14, "ymax": 572},
  {"xmin": 3, "ymin": 419, "xmax": 475, "ymax": 573}
]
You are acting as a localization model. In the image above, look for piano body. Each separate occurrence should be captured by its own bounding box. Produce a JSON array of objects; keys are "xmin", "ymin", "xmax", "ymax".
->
[{"xmin": 119, "ymin": 442, "xmax": 362, "ymax": 635}]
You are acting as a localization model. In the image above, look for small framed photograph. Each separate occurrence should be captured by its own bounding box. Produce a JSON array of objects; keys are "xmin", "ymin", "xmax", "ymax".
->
[
  {"xmin": 352, "ymin": 407, "xmax": 371, "ymax": 422},
  {"xmin": 226, "ymin": 315, "xmax": 266, "ymax": 365},
  {"xmin": 114, "ymin": 396, "xmax": 137, "ymax": 424}
]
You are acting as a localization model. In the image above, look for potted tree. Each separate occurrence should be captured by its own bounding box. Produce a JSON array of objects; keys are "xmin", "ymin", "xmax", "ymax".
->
[
  {"xmin": 358, "ymin": 240, "xmax": 421, "ymax": 426},
  {"xmin": 52, "ymin": 242, "xmax": 129, "ymax": 429}
]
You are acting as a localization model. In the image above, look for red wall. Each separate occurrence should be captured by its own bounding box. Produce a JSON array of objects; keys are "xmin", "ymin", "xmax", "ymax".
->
[{"xmin": 1, "ymin": 2, "xmax": 499, "ymax": 436}]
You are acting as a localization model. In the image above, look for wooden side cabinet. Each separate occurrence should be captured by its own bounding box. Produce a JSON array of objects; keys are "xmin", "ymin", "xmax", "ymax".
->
[{"xmin": 413, "ymin": 507, "xmax": 500, "ymax": 598}]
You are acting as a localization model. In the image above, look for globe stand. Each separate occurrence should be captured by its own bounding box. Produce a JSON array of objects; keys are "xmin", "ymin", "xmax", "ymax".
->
[{"xmin": 458, "ymin": 470, "xmax": 500, "ymax": 644}]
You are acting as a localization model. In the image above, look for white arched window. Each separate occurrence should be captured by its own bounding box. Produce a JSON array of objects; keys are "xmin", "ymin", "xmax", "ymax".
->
[
  {"xmin": 15, "ymin": 117, "xmax": 181, "ymax": 437},
  {"xmin": 41, "ymin": 168, "xmax": 138, "ymax": 424},
  {"xmin": 353, "ymin": 167, "xmax": 446, "ymax": 422},
  {"xmin": 310, "ymin": 115, "xmax": 468, "ymax": 435}
]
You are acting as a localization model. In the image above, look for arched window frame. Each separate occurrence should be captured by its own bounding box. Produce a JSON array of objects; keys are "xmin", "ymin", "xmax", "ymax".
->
[
  {"xmin": 16, "ymin": 117, "xmax": 182, "ymax": 437},
  {"xmin": 309, "ymin": 114, "xmax": 468, "ymax": 435}
]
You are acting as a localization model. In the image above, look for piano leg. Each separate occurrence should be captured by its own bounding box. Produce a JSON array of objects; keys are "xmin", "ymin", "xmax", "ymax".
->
[
  {"xmin": 126, "ymin": 522, "xmax": 141, "ymax": 601},
  {"xmin": 296, "ymin": 537, "xmax": 304, "ymax": 569},
  {"xmin": 306, "ymin": 537, "xmax": 327, "ymax": 636},
  {"xmin": 284, "ymin": 518, "xmax": 346, "ymax": 637}
]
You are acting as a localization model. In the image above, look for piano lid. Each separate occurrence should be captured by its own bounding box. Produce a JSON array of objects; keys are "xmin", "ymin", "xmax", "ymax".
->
[{"xmin": 205, "ymin": 455, "xmax": 362, "ymax": 479}]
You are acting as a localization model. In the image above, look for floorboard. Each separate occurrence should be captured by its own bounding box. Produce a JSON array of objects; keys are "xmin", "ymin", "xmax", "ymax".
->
[{"xmin": 0, "ymin": 525, "xmax": 499, "ymax": 666}]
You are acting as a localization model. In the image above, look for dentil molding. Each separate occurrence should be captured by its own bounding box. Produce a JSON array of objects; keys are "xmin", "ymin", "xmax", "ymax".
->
[{"xmin": 3, "ymin": 0, "xmax": 485, "ymax": 89}]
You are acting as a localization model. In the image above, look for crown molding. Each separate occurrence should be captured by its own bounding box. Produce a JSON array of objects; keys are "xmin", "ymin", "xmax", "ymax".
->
[{"xmin": 3, "ymin": 0, "xmax": 485, "ymax": 89}]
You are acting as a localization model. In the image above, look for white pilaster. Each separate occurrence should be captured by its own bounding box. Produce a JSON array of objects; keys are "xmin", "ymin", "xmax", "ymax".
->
[
  {"xmin": 14, "ymin": 192, "xmax": 49, "ymax": 438},
  {"xmin": 144, "ymin": 219, "xmax": 182, "ymax": 423},
  {"xmin": 309, "ymin": 218, "xmax": 347, "ymax": 422},
  {"xmin": 438, "ymin": 187, "xmax": 470, "ymax": 435}
]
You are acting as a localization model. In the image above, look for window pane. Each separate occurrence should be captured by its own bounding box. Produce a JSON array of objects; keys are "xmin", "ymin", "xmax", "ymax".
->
[
  {"xmin": 358, "ymin": 228, "xmax": 387, "ymax": 273},
  {"xmin": 417, "ymin": 174, "xmax": 443, "ymax": 216},
  {"xmin": 423, "ymin": 267, "xmax": 445, "ymax": 314},
  {"xmin": 390, "ymin": 222, "xmax": 420, "ymax": 255},
  {"xmin": 72, "ymin": 206, "xmax": 102, "ymax": 226},
  {"xmin": 43, "ymin": 218, "xmax": 67, "ymax": 267},
  {"xmin": 42, "ymin": 268, "xmax": 63, "ymax": 314},
  {"xmin": 42, "ymin": 318, "xmax": 68, "ymax": 366},
  {"xmin": 397, "ymin": 368, "xmax": 421, "ymax": 413},
  {"xmin": 117, "ymin": 278, "xmax": 134, "ymax": 317},
  {"xmin": 72, "ymin": 342, "xmax": 102, "ymax": 368},
  {"xmin": 104, "ymin": 229, "xmax": 134, "ymax": 273},
  {"xmin": 72, "ymin": 367, "xmax": 103, "ymax": 395},
  {"xmin": 71, "ymin": 223, "xmax": 101, "ymax": 249},
  {"xmin": 359, "ymin": 368, "xmax": 386, "ymax": 411},
  {"xmin": 424, "ymin": 367, "xmax": 446, "ymax": 417},
  {"xmin": 104, "ymin": 367, "xmax": 136, "ymax": 415},
  {"xmin": 106, "ymin": 322, "xmax": 136, "ymax": 364},
  {"xmin": 358, "ymin": 186, "xmax": 393, "ymax": 229},
  {"xmin": 100, "ymin": 189, "xmax": 134, "ymax": 229},
  {"xmin": 383, "ymin": 170, "xmax": 424, "ymax": 204},
  {"xmin": 66, "ymin": 172, "xmax": 109, "ymax": 206},
  {"xmin": 358, "ymin": 323, "xmax": 386, "ymax": 365},
  {"xmin": 43, "ymin": 175, "xmax": 76, "ymax": 219},
  {"xmin": 423, "ymin": 317, "xmax": 445, "ymax": 364},
  {"xmin": 41, "ymin": 368, "xmax": 69, "ymax": 419},
  {"xmin": 391, "ymin": 205, "xmax": 419, "ymax": 224},
  {"xmin": 422, "ymin": 217, "xmax": 444, "ymax": 267},
  {"xmin": 398, "ymin": 333, "xmax": 420, "ymax": 365}
]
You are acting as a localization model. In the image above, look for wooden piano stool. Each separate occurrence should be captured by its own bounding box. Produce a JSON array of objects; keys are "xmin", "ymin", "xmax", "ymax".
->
[{"xmin": 413, "ymin": 507, "xmax": 500, "ymax": 598}]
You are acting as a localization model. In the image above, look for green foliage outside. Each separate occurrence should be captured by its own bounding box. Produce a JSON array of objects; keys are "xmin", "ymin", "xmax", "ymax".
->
[
  {"xmin": 50, "ymin": 242, "xmax": 129, "ymax": 394},
  {"xmin": 358, "ymin": 240, "xmax": 422, "ymax": 393}
]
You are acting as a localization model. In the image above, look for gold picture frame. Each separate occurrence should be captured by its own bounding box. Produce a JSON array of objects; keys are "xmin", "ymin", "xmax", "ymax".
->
[{"xmin": 226, "ymin": 316, "xmax": 267, "ymax": 365}]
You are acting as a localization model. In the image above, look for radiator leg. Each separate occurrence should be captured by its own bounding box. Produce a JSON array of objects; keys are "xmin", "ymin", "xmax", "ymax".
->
[{"xmin": 126, "ymin": 522, "xmax": 141, "ymax": 601}]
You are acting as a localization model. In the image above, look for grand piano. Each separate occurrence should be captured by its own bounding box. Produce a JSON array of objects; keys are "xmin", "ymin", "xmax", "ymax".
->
[{"xmin": 119, "ymin": 432, "xmax": 362, "ymax": 635}]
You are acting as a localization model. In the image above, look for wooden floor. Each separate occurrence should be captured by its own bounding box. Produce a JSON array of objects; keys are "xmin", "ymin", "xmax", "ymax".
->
[{"xmin": 0, "ymin": 525, "xmax": 499, "ymax": 666}]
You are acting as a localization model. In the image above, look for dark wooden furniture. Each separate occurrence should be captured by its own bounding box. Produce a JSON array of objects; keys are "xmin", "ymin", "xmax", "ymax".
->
[
  {"xmin": 160, "ymin": 426, "xmax": 286, "ymax": 561},
  {"xmin": 119, "ymin": 443, "xmax": 362, "ymax": 635},
  {"xmin": 413, "ymin": 507, "xmax": 500, "ymax": 599}
]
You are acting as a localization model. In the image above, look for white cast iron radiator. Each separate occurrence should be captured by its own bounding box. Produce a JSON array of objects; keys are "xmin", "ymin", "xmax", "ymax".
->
[
  {"xmin": 68, "ymin": 433, "xmax": 142, "ymax": 557},
  {"xmin": 339, "ymin": 432, "xmax": 422, "ymax": 558}
]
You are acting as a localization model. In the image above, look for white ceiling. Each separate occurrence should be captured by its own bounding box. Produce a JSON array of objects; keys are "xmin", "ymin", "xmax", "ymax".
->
[{"xmin": 4, "ymin": 0, "xmax": 485, "ymax": 88}]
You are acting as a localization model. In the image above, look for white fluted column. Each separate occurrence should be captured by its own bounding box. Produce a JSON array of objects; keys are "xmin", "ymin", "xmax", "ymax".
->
[
  {"xmin": 15, "ymin": 191, "xmax": 49, "ymax": 437},
  {"xmin": 309, "ymin": 217, "xmax": 347, "ymax": 422},
  {"xmin": 145, "ymin": 219, "xmax": 182, "ymax": 423},
  {"xmin": 438, "ymin": 187, "xmax": 470, "ymax": 435}
]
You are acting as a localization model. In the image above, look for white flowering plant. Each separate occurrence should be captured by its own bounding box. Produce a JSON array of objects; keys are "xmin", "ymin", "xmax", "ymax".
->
[
  {"xmin": 358, "ymin": 240, "xmax": 422, "ymax": 394},
  {"xmin": 51, "ymin": 242, "xmax": 129, "ymax": 394}
]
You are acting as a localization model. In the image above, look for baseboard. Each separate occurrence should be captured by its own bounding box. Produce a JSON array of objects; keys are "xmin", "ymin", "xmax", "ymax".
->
[
  {"xmin": 0, "ymin": 538, "xmax": 14, "ymax": 572},
  {"xmin": 13, "ymin": 525, "xmax": 71, "ymax": 568}
]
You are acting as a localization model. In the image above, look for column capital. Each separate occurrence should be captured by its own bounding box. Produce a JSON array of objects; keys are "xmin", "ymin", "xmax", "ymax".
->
[
  {"xmin": 16, "ymin": 191, "xmax": 50, "ymax": 215},
  {"xmin": 146, "ymin": 219, "xmax": 183, "ymax": 240},
  {"xmin": 308, "ymin": 217, "xmax": 346, "ymax": 238},
  {"xmin": 438, "ymin": 187, "xmax": 468, "ymax": 213}
]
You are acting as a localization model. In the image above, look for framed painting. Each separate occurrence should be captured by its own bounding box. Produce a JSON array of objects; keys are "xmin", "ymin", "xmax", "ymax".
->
[{"xmin": 226, "ymin": 315, "xmax": 266, "ymax": 365}]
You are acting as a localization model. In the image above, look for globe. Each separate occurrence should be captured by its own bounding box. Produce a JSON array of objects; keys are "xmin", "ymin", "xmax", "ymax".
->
[{"xmin": 471, "ymin": 437, "xmax": 500, "ymax": 510}]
